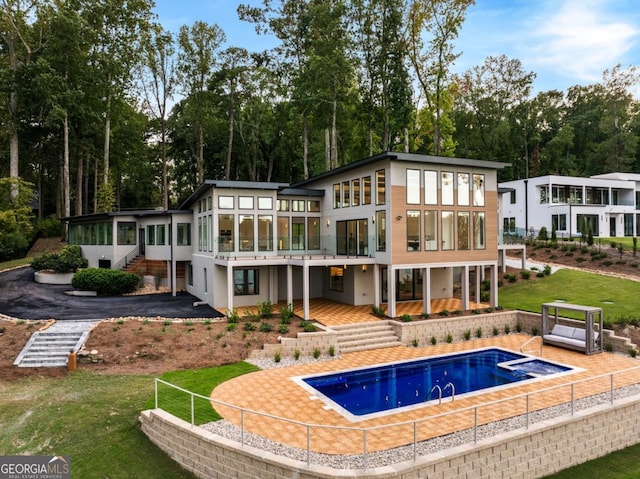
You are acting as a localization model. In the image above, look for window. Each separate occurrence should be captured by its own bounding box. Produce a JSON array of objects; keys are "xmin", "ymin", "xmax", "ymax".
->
[
  {"xmin": 277, "ymin": 217, "xmax": 289, "ymax": 250},
  {"xmin": 308, "ymin": 218, "xmax": 320, "ymax": 250},
  {"xmin": 552, "ymin": 185, "xmax": 566, "ymax": 204},
  {"xmin": 539, "ymin": 186, "xmax": 549, "ymax": 204},
  {"xmin": 406, "ymin": 169, "xmax": 420, "ymax": 204},
  {"xmin": 441, "ymin": 211, "xmax": 454, "ymax": 250},
  {"xmin": 239, "ymin": 196, "xmax": 254, "ymax": 209},
  {"xmin": 376, "ymin": 170, "xmax": 386, "ymax": 205},
  {"xmin": 187, "ymin": 263, "xmax": 193, "ymax": 286},
  {"xmin": 424, "ymin": 211, "xmax": 437, "ymax": 251},
  {"xmin": 376, "ymin": 210, "xmax": 386, "ymax": 251},
  {"xmin": 234, "ymin": 269, "xmax": 259, "ymax": 295},
  {"xmin": 337, "ymin": 219, "xmax": 368, "ymax": 255},
  {"xmin": 363, "ymin": 176, "xmax": 371, "ymax": 204},
  {"xmin": 352, "ymin": 178, "xmax": 360, "ymax": 206},
  {"xmin": 342, "ymin": 181, "xmax": 350, "ymax": 207},
  {"xmin": 117, "ymin": 222, "xmax": 136, "ymax": 245},
  {"xmin": 424, "ymin": 170, "xmax": 437, "ymax": 205},
  {"xmin": 441, "ymin": 172, "xmax": 454, "ymax": 205},
  {"xmin": 292, "ymin": 217, "xmax": 305, "ymax": 250},
  {"xmin": 474, "ymin": 212, "xmax": 486, "ymax": 249},
  {"xmin": 239, "ymin": 215, "xmax": 254, "ymax": 251},
  {"xmin": 277, "ymin": 199, "xmax": 289, "ymax": 211},
  {"xmin": 258, "ymin": 215, "xmax": 273, "ymax": 251},
  {"xmin": 569, "ymin": 186, "xmax": 583, "ymax": 204},
  {"xmin": 510, "ymin": 190, "xmax": 516, "ymax": 204},
  {"xmin": 308, "ymin": 200, "xmax": 320, "ymax": 212},
  {"xmin": 457, "ymin": 173, "xmax": 470, "ymax": 206},
  {"xmin": 207, "ymin": 196, "xmax": 212, "ymax": 210},
  {"xmin": 406, "ymin": 210, "xmax": 421, "ymax": 251},
  {"xmin": 551, "ymin": 214, "xmax": 567, "ymax": 231},
  {"xmin": 457, "ymin": 212, "xmax": 470, "ymax": 250},
  {"xmin": 219, "ymin": 196, "xmax": 234, "ymax": 209},
  {"xmin": 333, "ymin": 184, "xmax": 341, "ymax": 208},
  {"xmin": 258, "ymin": 197, "xmax": 273, "ymax": 210},
  {"xmin": 218, "ymin": 214, "xmax": 234, "ymax": 252},
  {"xmin": 207, "ymin": 215, "xmax": 212, "ymax": 251},
  {"xmin": 197, "ymin": 218, "xmax": 203, "ymax": 251},
  {"xmin": 156, "ymin": 225, "xmax": 166, "ymax": 246},
  {"xmin": 577, "ymin": 214, "xmax": 599, "ymax": 237},
  {"xmin": 146, "ymin": 225, "xmax": 155, "ymax": 245},
  {"xmin": 177, "ymin": 223, "xmax": 191, "ymax": 246},
  {"xmin": 329, "ymin": 267, "xmax": 344, "ymax": 292},
  {"xmin": 624, "ymin": 214, "xmax": 634, "ymax": 236},
  {"xmin": 292, "ymin": 200, "xmax": 305, "ymax": 212},
  {"xmin": 473, "ymin": 174, "xmax": 485, "ymax": 206},
  {"xmin": 503, "ymin": 217, "xmax": 516, "ymax": 234}
]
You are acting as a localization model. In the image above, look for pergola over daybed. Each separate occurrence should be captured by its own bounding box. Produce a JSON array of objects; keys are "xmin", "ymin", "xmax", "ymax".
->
[{"xmin": 541, "ymin": 302, "xmax": 603, "ymax": 355}]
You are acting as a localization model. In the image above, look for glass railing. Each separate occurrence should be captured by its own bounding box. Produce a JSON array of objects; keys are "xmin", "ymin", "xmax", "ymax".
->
[{"xmin": 216, "ymin": 235, "xmax": 378, "ymax": 257}]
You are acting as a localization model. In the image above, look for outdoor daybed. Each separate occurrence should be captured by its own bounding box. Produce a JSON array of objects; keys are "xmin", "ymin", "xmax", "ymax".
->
[
  {"xmin": 541, "ymin": 302, "xmax": 603, "ymax": 355},
  {"xmin": 542, "ymin": 324, "xmax": 598, "ymax": 353}
]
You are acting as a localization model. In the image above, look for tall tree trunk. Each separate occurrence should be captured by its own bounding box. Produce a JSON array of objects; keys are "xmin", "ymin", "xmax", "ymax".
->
[
  {"xmin": 369, "ymin": 129, "xmax": 374, "ymax": 156},
  {"xmin": 225, "ymin": 105, "xmax": 235, "ymax": 181},
  {"xmin": 161, "ymin": 119, "xmax": 168, "ymax": 209},
  {"xmin": 76, "ymin": 152, "xmax": 83, "ymax": 216},
  {"xmin": 63, "ymin": 112, "xmax": 70, "ymax": 218},
  {"xmin": 303, "ymin": 115, "xmax": 309, "ymax": 179},
  {"xmin": 197, "ymin": 123, "xmax": 204, "ymax": 184},
  {"xmin": 324, "ymin": 128, "xmax": 330, "ymax": 171},
  {"xmin": 331, "ymin": 98, "xmax": 338, "ymax": 169},
  {"xmin": 93, "ymin": 157, "xmax": 98, "ymax": 213},
  {"xmin": 103, "ymin": 90, "xmax": 111, "ymax": 184}
]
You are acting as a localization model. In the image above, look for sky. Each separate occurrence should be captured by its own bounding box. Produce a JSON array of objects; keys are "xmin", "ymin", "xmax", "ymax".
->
[{"xmin": 153, "ymin": 0, "xmax": 640, "ymax": 95}]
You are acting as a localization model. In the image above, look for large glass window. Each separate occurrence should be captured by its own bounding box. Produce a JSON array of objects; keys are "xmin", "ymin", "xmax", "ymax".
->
[
  {"xmin": 457, "ymin": 173, "xmax": 470, "ymax": 206},
  {"xmin": 156, "ymin": 225, "xmax": 166, "ymax": 246},
  {"xmin": 473, "ymin": 174, "xmax": 485, "ymax": 206},
  {"xmin": 234, "ymin": 269, "xmax": 259, "ymax": 295},
  {"xmin": 424, "ymin": 170, "xmax": 437, "ymax": 205},
  {"xmin": 239, "ymin": 215, "xmax": 254, "ymax": 251},
  {"xmin": 333, "ymin": 183, "xmax": 341, "ymax": 208},
  {"xmin": 218, "ymin": 214, "xmax": 234, "ymax": 252},
  {"xmin": 308, "ymin": 200, "xmax": 320, "ymax": 212},
  {"xmin": 258, "ymin": 215, "xmax": 273, "ymax": 251},
  {"xmin": 539, "ymin": 185, "xmax": 549, "ymax": 204},
  {"xmin": 624, "ymin": 214, "xmax": 634, "ymax": 236},
  {"xmin": 177, "ymin": 223, "xmax": 191, "ymax": 246},
  {"xmin": 197, "ymin": 217, "xmax": 203, "ymax": 251},
  {"xmin": 441, "ymin": 211, "xmax": 454, "ymax": 250},
  {"xmin": 207, "ymin": 216, "xmax": 212, "ymax": 251},
  {"xmin": 551, "ymin": 214, "xmax": 567, "ymax": 231},
  {"xmin": 146, "ymin": 225, "xmax": 155, "ymax": 245},
  {"xmin": 569, "ymin": 186, "xmax": 583, "ymax": 204},
  {"xmin": 376, "ymin": 170, "xmax": 386, "ymax": 205},
  {"xmin": 363, "ymin": 176, "xmax": 371, "ymax": 204},
  {"xmin": 352, "ymin": 178, "xmax": 360, "ymax": 206},
  {"xmin": 239, "ymin": 196, "xmax": 254, "ymax": 209},
  {"xmin": 329, "ymin": 267, "xmax": 344, "ymax": 292},
  {"xmin": 277, "ymin": 199, "xmax": 289, "ymax": 211},
  {"xmin": 441, "ymin": 172, "xmax": 454, "ymax": 205},
  {"xmin": 577, "ymin": 214, "xmax": 599, "ymax": 236},
  {"xmin": 406, "ymin": 210, "xmax": 421, "ymax": 251},
  {"xmin": 308, "ymin": 217, "xmax": 320, "ymax": 250},
  {"xmin": 337, "ymin": 219, "xmax": 368, "ymax": 255},
  {"xmin": 258, "ymin": 197, "xmax": 272, "ymax": 210},
  {"xmin": 406, "ymin": 169, "xmax": 420, "ymax": 204},
  {"xmin": 277, "ymin": 217, "xmax": 289, "ymax": 250},
  {"xmin": 376, "ymin": 210, "xmax": 386, "ymax": 251},
  {"xmin": 342, "ymin": 181, "xmax": 350, "ymax": 208},
  {"xmin": 457, "ymin": 212, "xmax": 470, "ymax": 250},
  {"xmin": 292, "ymin": 200, "xmax": 305, "ymax": 212},
  {"xmin": 292, "ymin": 217, "xmax": 305, "ymax": 250},
  {"xmin": 117, "ymin": 222, "xmax": 136, "ymax": 245},
  {"xmin": 425, "ymin": 211, "xmax": 437, "ymax": 250},
  {"xmin": 474, "ymin": 212, "xmax": 486, "ymax": 249},
  {"xmin": 218, "ymin": 196, "xmax": 234, "ymax": 209}
]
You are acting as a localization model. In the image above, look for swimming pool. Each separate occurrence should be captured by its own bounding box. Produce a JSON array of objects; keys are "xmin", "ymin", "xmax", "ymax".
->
[{"xmin": 295, "ymin": 348, "xmax": 576, "ymax": 420}]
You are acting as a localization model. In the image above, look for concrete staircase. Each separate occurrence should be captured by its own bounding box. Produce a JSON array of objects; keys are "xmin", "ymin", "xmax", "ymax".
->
[
  {"xmin": 14, "ymin": 320, "xmax": 97, "ymax": 368},
  {"xmin": 333, "ymin": 321, "xmax": 403, "ymax": 353}
]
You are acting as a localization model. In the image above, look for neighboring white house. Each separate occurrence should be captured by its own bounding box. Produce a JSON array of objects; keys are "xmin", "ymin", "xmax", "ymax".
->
[
  {"xmin": 65, "ymin": 152, "xmax": 509, "ymax": 318},
  {"xmin": 499, "ymin": 173, "xmax": 640, "ymax": 239}
]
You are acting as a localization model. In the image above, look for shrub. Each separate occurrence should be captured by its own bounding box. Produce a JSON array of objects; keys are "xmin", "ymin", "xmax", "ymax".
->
[
  {"xmin": 226, "ymin": 323, "xmax": 237, "ymax": 332},
  {"xmin": 278, "ymin": 324, "xmax": 289, "ymax": 334},
  {"xmin": 32, "ymin": 244, "xmax": 87, "ymax": 273},
  {"xmin": 452, "ymin": 309, "xmax": 462, "ymax": 315},
  {"xmin": 313, "ymin": 347, "xmax": 321, "ymax": 359},
  {"xmin": 227, "ymin": 310, "xmax": 240, "ymax": 323},
  {"xmin": 71, "ymin": 268, "xmax": 138, "ymax": 295},
  {"xmin": 481, "ymin": 279, "xmax": 491, "ymax": 291},
  {"xmin": 516, "ymin": 323, "xmax": 522, "ymax": 333},
  {"xmin": 536, "ymin": 271, "xmax": 545, "ymax": 278},
  {"xmin": 476, "ymin": 327, "xmax": 483, "ymax": 338},
  {"xmin": 328, "ymin": 345, "xmax": 335, "ymax": 357},
  {"xmin": 243, "ymin": 322, "xmax": 256, "ymax": 332},
  {"xmin": 446, "ymin": 333, "xmax": 453, "ymax": 343},
  {"xmin": 493, "ymin": 326, "xmax": 499, "ymax": 336},
  {"xmin": 440, "ymin": 309, "xmax": 450, "ymax": 317},
  {"xmin": 280, "ymin": 304, "xmax": 294, "ymax": 323},
  {"xmin": 543, "ymin": 265, "xmax": 552, "ymax": 276},
  {"xmin": 294, "ymin": 349, "xmax": 301, "ymax": 360},
  {"xmin": 629, "ymin": 349, "xmax": 637, "ymax": 358},
  {"xmin": 259, "ymin": 322, "xmax": 273, "ymax": 333},
  {"xmin": 38, "ymin": 215, "xmax": 62, "ymax": 237},
  {"xmin": 257, "ymin": 301, "xmax": 273, "ymax": 318},
  {"xmin": 575, "ymin": 257, "xmax": 586, "ymax": 263},
  {"xmin": 430, "ymin": 336, "xmax": 437, "ymax": 345},
  {"xmin": 412, "ymin": 338, "xmax": 419, "ymax": 347},
  {"xmin": 463, "ymin": 330, "xmax": 471, "ymax": 341},
  {"xmin": 520, "ymin": 270, "xmax": 530, "ymax": 280},
  {"xmin": 400, "ymin": 313, "xmax": 413, "ymax": 322},
  {"xmin": 371, "ymin": 305, "xmax": 386, "ymax": 317},
  {"xmin": 274, "ymin": 351, "xmax": 281, "ymax": 363},
  {"xmin": 504, "ymin": 325, "xmax": 511, "ymax": 334},
  {"xmin": 531, "ymin": 327, "xmax": 539, "ymax": 336},
  {"xmin": 420, "ymin": 312, "xmax": 431, "ymax": 319},
  {"xmin": 303, "ymin": 322, "xmax": 317, "ymax": 333},
  {"xmin": 538, "ymin": 227, "xmax": 548, "ymax": 241}
]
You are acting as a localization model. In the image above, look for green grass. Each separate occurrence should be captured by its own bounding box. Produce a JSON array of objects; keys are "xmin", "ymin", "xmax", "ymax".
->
[
  {"xmin": 145, "ymin": 362, "xmax": 260, "ymax": 424},
  {"xmin": 0, "ymin": 256, "xmax": 32, "ymax": 271},
  {"xmin": 543, "ymin": 442, "xmax": 640, "ymax": 478},
  {"xmin": 0, "ymin": 364, "xmax": 257, "ymax": 479},
  {"xmin": 499, "ymin": 269, "xmax": 640, "ymax": 322}
]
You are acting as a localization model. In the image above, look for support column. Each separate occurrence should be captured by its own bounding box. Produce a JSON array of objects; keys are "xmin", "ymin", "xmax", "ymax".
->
[
  {"xmin": 387, "ymin": 266, "xmax": 396, "ymax": 318},
  {"xmin": 302, "ymin": 264, "xmax": 310, "ymax": 320},
  {"xmin": 475, "ymin": 265, "xmax": 482, "ymax": 304},
  {"xmin": 373, "ymin": 263, "xmax": 380, "ymax": 308},
  {"xmin": 169, "ymin": 260, "xmax": 176, "ymax": 297},
  {"xmin": 461, "ymin": 265, "xmax": 470, "ymax": 311},
  {"xmin": 498, "ymin": 248, "xmax": 505, "ymax": 273},
  {"xmin": 286, "ymin": 264, "xmax": 293, "ymax": 307},
  {"xmin": 521, "ymin": 246, "xmax": 527, "ymax": 270},
  {"xmin": 423, "ymin": 266, "xmax": 431, "ymax": 314},
  {"xmin": 490, "ymin": 264, "xmax": 498, "ymax": 307},
  {"xmin": 226, "ymin": 264, "xmax": 234, "ymax": 315}
]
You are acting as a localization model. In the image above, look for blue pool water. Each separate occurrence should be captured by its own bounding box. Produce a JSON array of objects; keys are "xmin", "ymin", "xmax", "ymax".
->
[{"xmin": 301, "ymin": 348, "xmax": 572, "ymax": 417}]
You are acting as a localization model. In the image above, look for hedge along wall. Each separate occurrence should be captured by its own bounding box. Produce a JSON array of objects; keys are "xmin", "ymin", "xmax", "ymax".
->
[
  {"xmin": 140, "ymin": 393, "xmax": 640, "ymax": 479},
  {"xmin": 250, "ymin": 311, "xmax": 635, "ymax": 359}
]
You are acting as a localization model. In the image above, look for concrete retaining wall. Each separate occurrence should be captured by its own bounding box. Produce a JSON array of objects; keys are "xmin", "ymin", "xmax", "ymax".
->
[{"xmin": 140, "ymin": 393, "xmax": 640, "ymax": 479}]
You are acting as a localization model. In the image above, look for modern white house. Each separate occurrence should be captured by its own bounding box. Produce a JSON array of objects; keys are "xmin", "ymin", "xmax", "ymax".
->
[
  {"xmin": 64, "ymin": 152, "xmax": 509, "ymax": 318},
  {"xmin": 499, "ymin": 173, "xmax": 640, "ymax": 240}
]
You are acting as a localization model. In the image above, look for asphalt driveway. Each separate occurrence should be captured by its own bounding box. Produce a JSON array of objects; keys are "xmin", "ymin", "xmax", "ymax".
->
[{"xmin": 0, "ymin": 267, "xmax": 223, "ymax": 321}]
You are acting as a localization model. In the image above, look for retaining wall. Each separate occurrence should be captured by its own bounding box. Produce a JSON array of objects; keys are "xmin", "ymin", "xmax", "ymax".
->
[{"xmin": 140, "ymin": 393, "xmax": 640, "ymax": 479}]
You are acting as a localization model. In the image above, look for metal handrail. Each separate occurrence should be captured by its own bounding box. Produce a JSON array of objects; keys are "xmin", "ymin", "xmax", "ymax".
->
[
  {"xmin": 112, "ymin": 245, "xmax": 140, "ymax": 270},
  {"xmin": 153, "ymin": 363, "xmax": 640, "ymax": 466},
  {"xmin": 520, "ymin": 335, "xmax": 543, "ymax": 355}
]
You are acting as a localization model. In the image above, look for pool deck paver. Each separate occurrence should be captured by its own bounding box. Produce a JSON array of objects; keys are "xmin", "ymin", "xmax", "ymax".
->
[{"xmin": 210, "ymin": 334, "xmax": 640, "ymax": 455}]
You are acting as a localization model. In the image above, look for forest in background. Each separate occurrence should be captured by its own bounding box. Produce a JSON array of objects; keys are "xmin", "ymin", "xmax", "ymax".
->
[{"xmin": 0, "ymin": 0, "xmax": 639, "ymax": 223}]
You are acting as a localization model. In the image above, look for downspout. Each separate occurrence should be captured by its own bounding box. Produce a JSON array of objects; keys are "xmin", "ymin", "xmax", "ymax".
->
[
  {"xmin": 524, "ymin": 180, "xmax": 529, "ymax": 237},
  {"xmin": 170, "ymin": 213, "xmax": 175, "ymax": 297}
]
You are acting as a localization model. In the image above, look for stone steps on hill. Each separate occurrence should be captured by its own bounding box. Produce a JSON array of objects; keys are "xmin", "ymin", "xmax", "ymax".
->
[{"xmin": 333, "ymin": 321, "xmax": 402, "ymax": 353}]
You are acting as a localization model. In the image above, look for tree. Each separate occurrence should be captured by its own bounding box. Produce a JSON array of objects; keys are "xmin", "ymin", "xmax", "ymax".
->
[
  {"xmin": 407, "ymin": 0, "xmax": 474, "ymax": 155},
  {"xmin": 177, "ymin": 20, "xmax": 226, "ymax": 185},
  {"xmin": 0, "ymin": 177, "xmax": 34, "ymax": 260}
]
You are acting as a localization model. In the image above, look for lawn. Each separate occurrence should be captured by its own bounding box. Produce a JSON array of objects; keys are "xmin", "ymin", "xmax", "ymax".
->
[
  {"xmin": 0, "ymin": 365, "xmax": 256, "ymax": 479},
  {"xmin": 498, "ymin": 268, "xmax": 640, "ymax": 322}
]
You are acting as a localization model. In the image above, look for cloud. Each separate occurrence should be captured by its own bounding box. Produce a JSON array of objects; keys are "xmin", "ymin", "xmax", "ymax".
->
[{"xmin": 524, "ymin": 0, "xmax": 639, "ymax": 83}]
